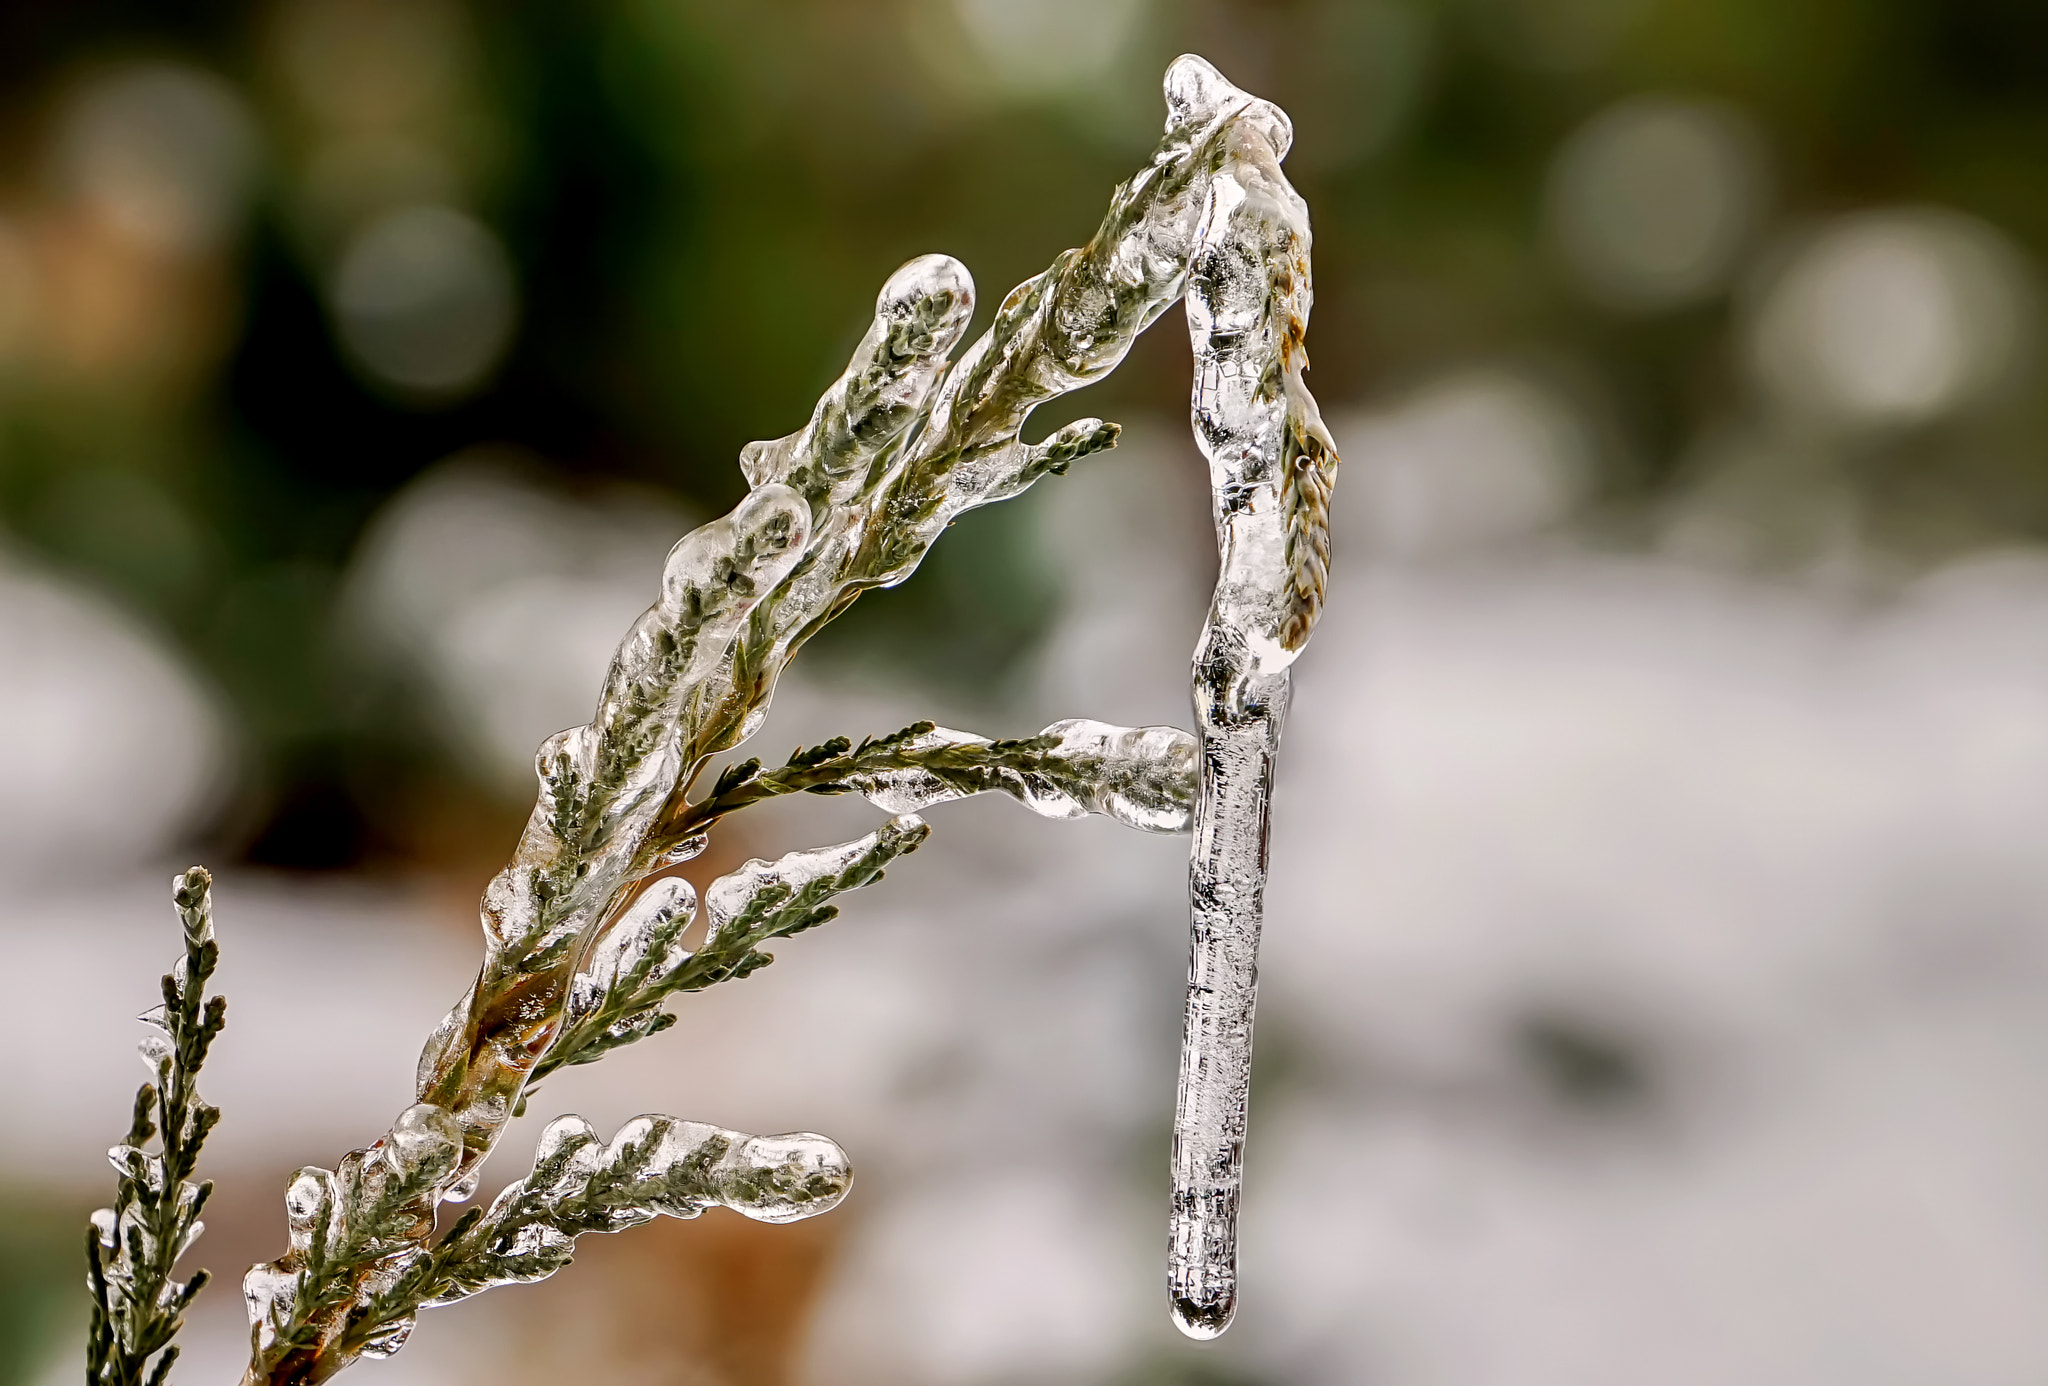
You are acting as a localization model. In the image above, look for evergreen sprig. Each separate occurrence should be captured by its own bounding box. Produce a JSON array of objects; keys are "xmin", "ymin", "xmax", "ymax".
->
[
  {"xmin": 86, "ymin": 868, "xmax": 226, "ymax": 1386},
  {"xmin": 339, "ymin": 1113, "xmax": 851, "ymax": 1357},
  {"xmin": 535, "ymin": 816, "xmax": 929, "ymax": 1085},
  {"xmin": 652, "ymin": 721, "xmax": 1065, "ymax": 847},
  {"xmin": 243, "ymin": 1103, "xmax": 465, "ymax": 1386}
]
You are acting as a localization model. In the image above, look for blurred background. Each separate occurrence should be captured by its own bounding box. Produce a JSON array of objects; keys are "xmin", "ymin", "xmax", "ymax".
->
[{"xmin": 6, "ymin": 0, "xmax": 2048, "ymax": 1382}]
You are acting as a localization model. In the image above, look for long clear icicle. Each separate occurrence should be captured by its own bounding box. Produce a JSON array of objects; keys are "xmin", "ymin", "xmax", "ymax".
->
[{"xmin": 1171, "ymin": 60, "xmax": 1339, "ymax": 1340}]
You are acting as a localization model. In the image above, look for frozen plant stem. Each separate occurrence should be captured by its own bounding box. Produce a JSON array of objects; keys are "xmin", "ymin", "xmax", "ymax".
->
[{"xmin": 81, "ymin": 52, "xmax": 1334, "ymax": 1386}]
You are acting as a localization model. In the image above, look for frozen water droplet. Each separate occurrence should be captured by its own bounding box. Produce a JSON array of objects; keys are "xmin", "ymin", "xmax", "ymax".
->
[
  {"xmin": 533, "ymin": 1113, "xmax": 599, "ymax": 1168},
  {"xmin": 242, "ymin": 1263, "xmax": 296, "ymax": 1343},
  {"xmin": 655, "ymin": 833, "xmax": 708, "ymax": 867},
  {"xmin": 358, "ymin": 1315, "xmax": 416, "ymax": 1359},
  {"xmin": 384, "ymin": 1103, "xmax": 463, "ymax": 1178},
  {"xmin": 720, "ymin": 1133, "xmax": 854, "ymax": 1224},
  {"xmin": 284, "ymin": 1168, "xmax": 331, "ymax": 1233},
  {"xmin": 137, "ymin": 1032, "xmax": 174, "ymax": 1072}
]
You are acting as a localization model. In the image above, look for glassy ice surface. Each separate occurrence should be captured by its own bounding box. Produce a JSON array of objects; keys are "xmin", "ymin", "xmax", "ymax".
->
[
  {"xmin": 419, "ymin": 1114, "xmax": 851, "ymax": 1309},
  {"xmin": 413, "ymin": 482, "xmax": 812, "ymax": 1200},
  {"xmin": 845, "ymin": 719, "xmax": 1196, "ymax": 833},
  {"xmin": 215, "ymin": 51, "xmax": 1338, "ymax": 1380},
  {"xmin": 1170, "ymin": 57, "xmax": 1337, "ymax": 1338}
]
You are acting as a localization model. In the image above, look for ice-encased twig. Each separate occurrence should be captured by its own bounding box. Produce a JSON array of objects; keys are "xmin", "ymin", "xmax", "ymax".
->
[
  {"xmin": 653, "ymin": 718, "xmax": 1197, "ymax": 848},
  {"xmin": 245, "ymin": 824, "xmax": 913, "ymax": 1385},
  {"xmin": 1171, "ymin": 70, "xmax": 1339, "ymax": 1340},
  {"xmin": 658, "ymin": 49, "xmax": 1296, "ymax": 792},
  {"xmin": 839, "ymin": 721, "xmax": 1196, "ymax": 832},
  {"xmin": 331, "ymin": 1116, "xmax": 850, "ymax": 1362},
  {"xmin": 242, "ymin": 1103, "xmax": 466, "ymax": 1384},
  {"xmin": 414, "ymin": 483, "xmax": 814, "ymax": 1199},
  {"xmin": 234, "ymin": 50, "xmax": 1330, "ymax": 1383},
  {"xmin": 535, "ymin": 817, "xmax": 930, "ymax": 1085}
]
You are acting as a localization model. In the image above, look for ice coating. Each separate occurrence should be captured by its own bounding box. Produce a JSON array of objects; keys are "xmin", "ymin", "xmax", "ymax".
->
[
  {"xmin": 682, "ymin": 256, "xmax": 980, "ymax": 766},
  {"xmin": 414, "ymin": 480, "xmax": 811, "ymax": 1201},
  {"xmin": 666, "ymin": 52, "xmax": 1297, "ymax": 786},
  {"xmin": 1170, "ymin": 58, "xmax": 1338, "ymax": 1339},
  {"xmin": 739, "ymin": 253, "xmax": 977, "ymax": 499},
  {"xmin": 705, "ymin": 815, "xmax": 929, "ymax": 946},
  {"xmin": 419, "ymin": 1115, "xmax": 850, "ymax": 1310},
  {"xmin": 249, "ymin": 483, "xmax": 812, "ymax": 1377},
  {"xmin": 228, "ymin": 51, "xmax": 1334, "ymax": 1382},
  {"xmin": 564, "ymin": 876, "xmax": 697, "ymax": 1033},
  {"xmin": 844, "ymin": 719, "xmax": 1197, "ymax": 833},
  {"xmin": 241, "ymin": 1103, "xmax": 465, "ymax": 1384},
  {"xmin": 278, "ymin": 1116, "xmax": 849, "ymax": 1367}
]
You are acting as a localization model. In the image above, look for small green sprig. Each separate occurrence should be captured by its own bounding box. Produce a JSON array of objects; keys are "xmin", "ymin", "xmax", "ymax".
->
[
  {"xmin": 653, "ymin": 722, "xmax": 1062, "ymax": 845},
  {"xmin": 338, "ymin": 1114, "xmax": 851, "ymax": 1358},
  {"xmin": 243, "ymin": 1103, "xmax": 464, "ymax": 1386},
  {"xmin": 86, "ymin": 867, "xmax": 226, "ymax": 1386},
  {"xmin": 535, "ymin": 815, "xmax": 929, "ymax": 1085}
]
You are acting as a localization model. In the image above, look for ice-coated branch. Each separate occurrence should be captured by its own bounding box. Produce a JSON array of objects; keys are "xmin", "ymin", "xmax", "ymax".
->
[
  {"xmin": 412, "ymin": 483, "xmax": 814, "ymax": 1195},
  {"xmin": 533, "ymin": 817, "xmax": 930, "ymax": 1085},
  {"xmin": 241, "ymin": 1104, "xmax": 465, "ymax": 1385},
  {"xmin": 216, "ymin": 50, "xmax": 1331, "ymax": 1384},
  {"xmin": 336, "ymin": 1117, "xmax": 850, "ymax": 1366},
  {"xmin": 246, "ymin": 823, "xmax": 909, "ymax": 1385},
  {"xmin": 656, "ymin": 717, "xmax": 1197, "ymax": 848},
  {"xmin": 661, "ymin": 50, "xmax": 1295, "ymax": 786},
  {"xmin": 87, "ymin": 869, "xmax": 226, "ymax": 1386}
]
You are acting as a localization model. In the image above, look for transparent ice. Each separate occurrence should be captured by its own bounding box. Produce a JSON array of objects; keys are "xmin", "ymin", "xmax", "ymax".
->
[
  {"xmin": 840, "ymin": 719, "xmax": 1197, "ymax": 833},
  {"xmin": 1173, "ymin": 65, "xmax": 1337, "ymax": 1338},
  {"xmin": 207, "ymin": 51, "xmax": 1332, "ymax": 1384}
]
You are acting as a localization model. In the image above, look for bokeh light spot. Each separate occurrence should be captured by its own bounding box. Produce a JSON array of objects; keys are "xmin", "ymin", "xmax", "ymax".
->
[
  {"xmin": 52, "ymin": 62, "xmax": 258, "ymax": 256},
  {"xmin": 1546, "ymin": 96, "xmax": 1766, "ymax": 313},
  {"xmin": 332, "ymin": 203, "xmax": 516, "ymax": 399},
  {"xmin": 1748, "ymin": 208, "xmax": 2035, "ymax": 430},
  {"xmin": 950, "ymin": 0, "xmax": 1150, "ymax": 95},
  {"xmin": 1336, "ymin": 370, "xmax": 1591, "ymax": 559}
]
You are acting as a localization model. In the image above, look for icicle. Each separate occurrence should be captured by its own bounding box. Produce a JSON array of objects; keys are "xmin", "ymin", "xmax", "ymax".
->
[
  {"xmin": 1169, "ymin": 54, "xmax": 1340, "ymax": 1340},
  {"xmin": 418, "ymin": 1115, "xmax": 851, "ymax": 1307}
]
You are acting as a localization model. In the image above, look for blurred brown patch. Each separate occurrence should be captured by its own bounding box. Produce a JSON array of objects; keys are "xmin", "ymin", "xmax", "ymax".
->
[{"xmin": 500, "ymin": 1208, "xmax": 845, "ymax": 1386}]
